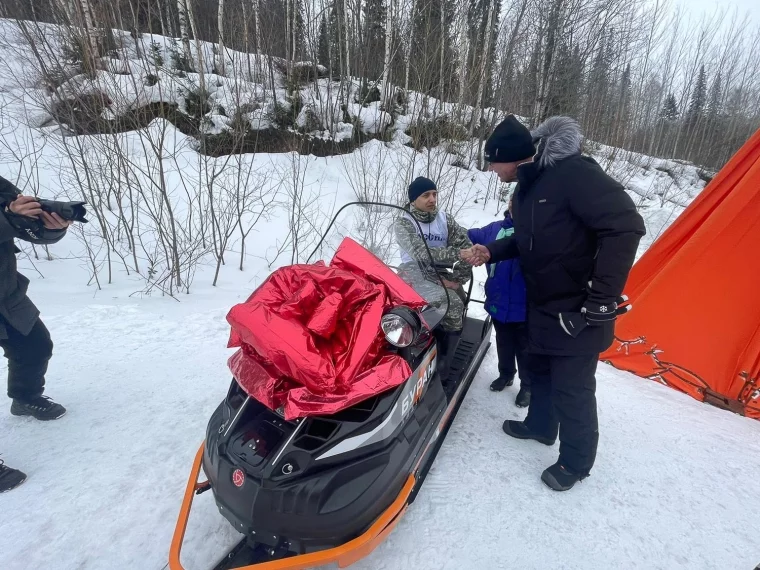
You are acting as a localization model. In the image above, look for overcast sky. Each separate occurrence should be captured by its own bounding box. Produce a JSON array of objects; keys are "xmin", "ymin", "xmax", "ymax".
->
[{"xmin": 674, "ymin": 0, "xmax": 759, "ymax": 23}]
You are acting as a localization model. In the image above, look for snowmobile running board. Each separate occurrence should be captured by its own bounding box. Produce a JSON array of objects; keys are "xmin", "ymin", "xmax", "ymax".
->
[{"xmin": 169, "ymin": 318, "xmax": 491, "ymax": 570}]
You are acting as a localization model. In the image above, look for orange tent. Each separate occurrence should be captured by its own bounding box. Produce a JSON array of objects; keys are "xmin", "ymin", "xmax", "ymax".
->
[{"xmin": 602, "ymin": 127, "xmax": 760, "ymax": 420}]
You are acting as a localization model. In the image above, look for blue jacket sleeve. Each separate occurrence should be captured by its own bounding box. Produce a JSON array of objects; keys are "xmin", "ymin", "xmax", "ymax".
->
[
  {"xmin": 467, "ymin": 227, "xmax": 486, "ymax": 245},
  {"xmin": 468, "ymin": 221, "xmax": 502, "ymax": 246}
]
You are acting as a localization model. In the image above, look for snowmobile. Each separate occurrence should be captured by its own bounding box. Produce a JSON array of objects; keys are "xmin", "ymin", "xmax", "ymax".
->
[{"xmin": 169, "ymin": 202, "xmax": 493, "ymax": 570}]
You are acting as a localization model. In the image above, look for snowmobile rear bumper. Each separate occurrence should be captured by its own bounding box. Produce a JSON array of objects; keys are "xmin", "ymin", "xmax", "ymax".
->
[{"xmin": 169, "ymin": 443, "xmax": 414, "ymax": 570}]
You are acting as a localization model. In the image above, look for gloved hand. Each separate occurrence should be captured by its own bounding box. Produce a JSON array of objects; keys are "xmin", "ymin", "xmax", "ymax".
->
[
  {"xmin": 4, "ymin": 209, "xmax": 45, "ymax": 237},
  {"xmin": 559, "ymin": 295, "xmax": 632, "ymax": 338}
]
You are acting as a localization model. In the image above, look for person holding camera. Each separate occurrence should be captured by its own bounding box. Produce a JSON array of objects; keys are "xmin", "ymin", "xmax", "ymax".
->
[{"xmin": 0, "ymin": 175, "xmax": 71, "ymax": 492}]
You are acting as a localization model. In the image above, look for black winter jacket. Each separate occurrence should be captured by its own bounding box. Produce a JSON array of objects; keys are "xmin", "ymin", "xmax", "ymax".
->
[
  {"xmin": 0, "ymin": 175, "xmax": 67, "ymax": 339},
  {"xmin": 486, "ymin": 117, "xmax": 646, "ymax": 356}
]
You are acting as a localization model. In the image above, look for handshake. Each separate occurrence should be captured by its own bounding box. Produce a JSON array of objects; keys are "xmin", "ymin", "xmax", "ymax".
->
[{"xmin": 460, "ymin": 244, "xmax": 491, "ymax": 267}]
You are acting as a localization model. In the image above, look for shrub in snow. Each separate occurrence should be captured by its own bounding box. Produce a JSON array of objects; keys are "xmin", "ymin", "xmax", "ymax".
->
[
  {"xmin": 182, "ymin": 87, "xmax": 211, "ymax": 119},
  {"xmin": 150, "ymin": 42, "xmax": 164, "ymax": 67},
  {"xmin": 356, "ymin": 82, "xmax": 381, "ymax": 106},
  {"xmin": 296, "ymin": 106, "xmax": 322, "ymax": 133},
  {"xmin": 406, "ymin": 117, "xmax": 468, "ymax": 150}
]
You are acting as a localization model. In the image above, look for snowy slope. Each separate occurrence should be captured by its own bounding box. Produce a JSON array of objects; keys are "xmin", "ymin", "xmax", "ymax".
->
[{"xmin": 0, "ymin": 17, "xmax": 755, "ymax": 570}]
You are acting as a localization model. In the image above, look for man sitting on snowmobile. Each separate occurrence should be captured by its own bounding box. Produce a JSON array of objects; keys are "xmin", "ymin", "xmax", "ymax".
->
[{"xmin": 394, "ymin": 176, "xmax": 473, "ymax": 384}]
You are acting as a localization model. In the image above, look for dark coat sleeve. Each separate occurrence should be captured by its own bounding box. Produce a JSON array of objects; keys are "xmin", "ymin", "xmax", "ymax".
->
[
  {"xmin": 485, "ymin": 235, "xmax": 519, "ymax": 263},
  {"xmin": 567, "ymin": 164, "xmax": 646, "ymax": 306},
  {"xmin": 0, "ymin": 175, "xmax": 68, "ymax": 246}
]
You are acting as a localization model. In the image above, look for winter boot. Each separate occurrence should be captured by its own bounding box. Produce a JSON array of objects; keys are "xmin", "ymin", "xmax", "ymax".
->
[
  {"xmin": 502, "ymin": 420, "xmax": 556, "ymax": 446},
  {"xmin": 490, "ymin": 375, "xmax": 514, "ymax": 391},
  {"xmin": 11, "ymin": 396, "xmax": 66, "ymax": 421},
  {"xmin": 0, "ymin": 460, "xmax": 27, "ymax": 493},
  {"xmin": 541, "ymin": 461, "xmax": 588, "ymax": 491},
  {"xmin": 515, "ymin": 387, "xmax": 531, "ymax": 408}
]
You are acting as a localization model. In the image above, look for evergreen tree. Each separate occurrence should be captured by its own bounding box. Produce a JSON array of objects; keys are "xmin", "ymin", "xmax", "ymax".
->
[
  {"xmin": 544, "ymin": 42, "xmax": 583, "ymax": 118},
  {"xmin": 408, "ymin": 0, "xmax": 457, "ymax": 100},
  {"xmin": 317, "ymin": 14, "xmax": 330, "ymax": 68},
  {"xmin": 584, "ymin": 31, "xmax": 613, "ymax": 138},
  {"xmin": 616, "ymin": 64, "xmax": 632, "ymax": 125},
  {"xmin": 708, "ymin": 72, "xmax": 722, "ymax": 116},
  {"xmin": 289, "ymin": 0, "xmax": 305, "ymax": 61},
  {"xmin": 660, "ymin": 93, "xmax": 679, "ymax": 122},
  {"xmin": 327, "ymin": 0, "xmax": 348, "ymax": 75},
  {"xmin": 362, "ymin": 0, "xmax": 386, "ymax": 81},
  {"xmin": 687, "ymin": 65, "xmax": 707, "ymax": 119},
  {"xmin": 465, "ymin": 0, "xmax": 500, "ymax": 106},
  {"xmin": 519, "ymin": 37, "xmax": 541, "ymax": 118}
]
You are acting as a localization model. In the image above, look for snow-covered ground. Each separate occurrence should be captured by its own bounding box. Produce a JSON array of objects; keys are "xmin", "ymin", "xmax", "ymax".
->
[
  {"xmin": 2, "ymin": 262, "xmax": 760, "ymax": 570},
  {"xmin": 1, "ymin": 17, "xmax": 758, "ymax": 570}
]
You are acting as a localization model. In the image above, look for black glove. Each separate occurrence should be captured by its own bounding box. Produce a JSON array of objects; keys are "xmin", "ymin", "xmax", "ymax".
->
[
  {"xmin": 3, "ymin": 210, "xmax": 66, "ymax": 243},
  {"xmin": 559, "ymin": 295, "xmax": 632, "ymax": 337},
  {"xmin": 4, "ymin": 210, "xmax": 44, "ymax": 237}
]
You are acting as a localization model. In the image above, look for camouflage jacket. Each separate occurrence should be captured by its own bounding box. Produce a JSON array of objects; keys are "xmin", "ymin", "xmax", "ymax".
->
[{"xmin": 394, "ymin": 204, "xmax": 473, "ymax": 284}]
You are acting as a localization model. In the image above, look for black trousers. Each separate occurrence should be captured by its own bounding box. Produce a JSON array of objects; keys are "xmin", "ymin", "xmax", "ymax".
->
[
  {"xmin": 492, "ymin": 319, "xmax": 531, "ymax": 388},
  {"xmin": 0, "ymin": 317, "xmax": 53, "ymax": 400},
  {"xmin": 523, "ymin": 353, "xmax": 599, "ymax": 475}
]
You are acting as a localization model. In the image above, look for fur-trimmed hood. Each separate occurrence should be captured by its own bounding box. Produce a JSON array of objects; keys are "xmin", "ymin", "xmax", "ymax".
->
[{"xmin": 530, "ymin": 116, "xmax": 583, "ymax": 169}]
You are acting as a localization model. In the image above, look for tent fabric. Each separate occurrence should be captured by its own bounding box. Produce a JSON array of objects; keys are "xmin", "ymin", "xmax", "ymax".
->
[
  {"xmin": 226, "ymin": 237, "xmax": 427, "ymax": 420},
  {"xmin": 602, "ymin": 127, "xmax": 760, "ymax": 419}
]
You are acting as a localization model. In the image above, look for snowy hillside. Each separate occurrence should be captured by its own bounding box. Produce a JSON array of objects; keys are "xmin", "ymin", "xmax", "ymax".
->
[
  {"xmin": 2, "ymin": 17, "xmax": 756, "ymax": 570},
  {"xmin": 0, "ymin": 19, "xmax": 707, "ymax": 296}
]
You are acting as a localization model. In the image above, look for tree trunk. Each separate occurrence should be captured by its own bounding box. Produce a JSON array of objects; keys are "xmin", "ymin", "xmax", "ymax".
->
[
  {"xmin": 471, "ymin": 0, "xmax": 496, "ymax": 136},
  {"xmin": 184, "ymin": 0, "xmax": 206, "ymax": 92},
  {"xmin": 382, "ymin": 0, "xmax": 394, "ymax": 104},
  {"xmin": 404, "ymin": 0, "xmax": 415, "ymax": 93},
  {"xmin": 177, "ymin": 0, "xmax": 193, "ymax": 64},
  {"xmin": 437, "ymin": 0, "xmax": 446, "ymax": 105},
  {"xmin": 217, "ymin": 0, "xmax": 226, "ymax": 75},
  {"xmin": 343, "ymin": 0, "xmax": 351, "ymax": 78}
]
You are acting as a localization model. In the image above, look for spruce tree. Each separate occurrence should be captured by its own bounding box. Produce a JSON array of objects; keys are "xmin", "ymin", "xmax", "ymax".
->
[
  {"xmin": 688, "ymin": 65, "xmax": 707, "ymax": 119},
  {"xmin": 317, "ymin": 14, "xmax": 330, "ymax": 68},
  {"xmin": 363, "ymin": 0, "xmax": 386, "ymax": 81},
  {"xmin": 661, "ymin": 93, "xmax": 679, "ymax": 122}
]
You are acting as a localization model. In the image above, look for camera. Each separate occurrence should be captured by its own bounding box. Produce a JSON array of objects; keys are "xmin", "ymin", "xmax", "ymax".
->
[{"xmin": 37, "ymin": 199, "xmax": 88, "ymax": 223}]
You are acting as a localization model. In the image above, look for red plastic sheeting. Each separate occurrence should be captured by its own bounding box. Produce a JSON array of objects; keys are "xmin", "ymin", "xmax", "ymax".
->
[
  {"xmin": 227, "ymin": 237, "xmax": 427, "ymax": 419},
  {"xmin": 602, "ymin": 126, "xmax": 760, "ymax": 420}
]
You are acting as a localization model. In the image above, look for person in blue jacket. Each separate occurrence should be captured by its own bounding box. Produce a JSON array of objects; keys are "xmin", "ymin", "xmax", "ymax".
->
[{"xmin": 468, "ymin": 198, "xmax": 531, "ymax": 407}]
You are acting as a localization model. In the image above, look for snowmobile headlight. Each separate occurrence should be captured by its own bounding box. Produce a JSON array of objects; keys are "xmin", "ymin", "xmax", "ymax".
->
[{"xmin": 381, "ymin": 307, "xmax": 421, "ymax": 348}]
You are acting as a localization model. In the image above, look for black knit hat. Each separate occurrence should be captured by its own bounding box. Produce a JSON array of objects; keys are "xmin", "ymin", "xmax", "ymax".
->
[
  {"xmin": 408, "ymin": 176, "xmax": 436, "ymax": 203},
  {"xmin": 484, "ymin": 115, "xmax": 535, "ymax": 163}
]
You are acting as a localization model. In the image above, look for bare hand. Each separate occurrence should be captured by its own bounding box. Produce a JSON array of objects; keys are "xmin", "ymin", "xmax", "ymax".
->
[
  {"xmin": 460, "ymin": 245, "xmax": 491, "ymax": 267},
  {"xmin": 40, "ymin": 211, "xmax": 71, "ymax": 230},
  {"xmin": 8, "ymin": 195, "xmax": 43, "ymax": 218},
  {"xmin": 441, "ymin": 279, "xmax": 459, "ymax": 289}
]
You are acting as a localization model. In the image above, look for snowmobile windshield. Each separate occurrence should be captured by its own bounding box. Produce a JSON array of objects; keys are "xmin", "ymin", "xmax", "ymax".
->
[{"xmin": 308, "ymin": 202, "xmax": 450, "ymax": 331}]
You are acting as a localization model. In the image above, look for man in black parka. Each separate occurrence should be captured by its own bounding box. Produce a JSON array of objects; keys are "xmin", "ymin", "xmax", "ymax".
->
[
  {"xmin": 462, "ymin": 116, "xmax": 646, "ymax": 491},
  {"xmin": 0, "ymin": 175, "xmax": 71, "ymax": 492}
]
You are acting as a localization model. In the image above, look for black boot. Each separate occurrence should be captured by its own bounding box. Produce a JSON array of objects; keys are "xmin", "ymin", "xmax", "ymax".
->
[
  {"xmin": 541, "ymin": 461, "xmax": 588, "ymax": 491},
  {"xmin": 490, "ymin": 375, "xmax": 514, "ymax": 391},
  {"xmin": 515, "ymin": 387, "xmax": 531, "ymax": 408},
  {"xmin": 0, "ymin": 459, "xmax": 27, "ymax": 493},
  {"xmin": 11, "ymin": 396, "xmax": 66, "ymax": 421},
  {"xmin": 502, "ymin": 420, "xmax": 556, "ymax": 445}
]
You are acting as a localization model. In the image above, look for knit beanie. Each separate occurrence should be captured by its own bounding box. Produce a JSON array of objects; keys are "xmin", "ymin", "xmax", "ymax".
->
[
  {"xmin": 484, "ymin": 115, "xmax": 535, "ymax": 163},
  {"xmin": 408, "ymin": 176, "xmax": 436, "ymax": 203}
]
